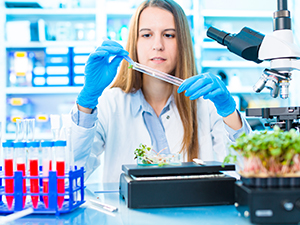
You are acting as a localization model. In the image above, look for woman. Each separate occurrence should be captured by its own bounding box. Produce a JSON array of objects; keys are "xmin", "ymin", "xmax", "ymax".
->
[{"xmin": 72, "ymin": 0, "xmax": 251, "ymax": 182}]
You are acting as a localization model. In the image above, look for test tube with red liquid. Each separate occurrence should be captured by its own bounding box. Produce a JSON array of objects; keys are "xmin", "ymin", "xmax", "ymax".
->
[
  {"xmin": 53, "ymin": 140, "xmax": 66, "ymax": 209},
  {"xmin": 15, "ymin": 141, "xmax": 27, "ymax": 208},
  {"xmin": 27, "ymin": 141, "xmax": 40, "ymax": 209},
  {"xmin": 3, "ymin": 141, "xmax": 14, "ymax": 209},
  {"xmin": 41, "ymin": 140, "xmax": 53, "ymax": 208}
]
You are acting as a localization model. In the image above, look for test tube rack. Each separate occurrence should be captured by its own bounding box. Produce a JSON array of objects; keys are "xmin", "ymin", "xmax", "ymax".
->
[{"xmin": 0, "ymin": 166, "xmax": 85, "ymax": 215}]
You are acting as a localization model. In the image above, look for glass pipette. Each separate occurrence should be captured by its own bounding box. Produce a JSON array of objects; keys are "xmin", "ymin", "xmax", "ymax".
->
[{"xmin": 123, "ymin": 55, "xmax": 184, "ymax": 86}]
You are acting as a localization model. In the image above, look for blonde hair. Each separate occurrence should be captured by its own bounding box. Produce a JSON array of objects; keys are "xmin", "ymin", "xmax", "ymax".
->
[{"xmin": 111, "ymin": 0, "xmax": 199, "ymax": 161}]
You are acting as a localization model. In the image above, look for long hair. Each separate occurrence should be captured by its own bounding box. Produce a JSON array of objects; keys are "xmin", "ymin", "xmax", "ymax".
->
[{"xmin": 111, "ymin": 0, "xmax": 199, "ymax": 161}]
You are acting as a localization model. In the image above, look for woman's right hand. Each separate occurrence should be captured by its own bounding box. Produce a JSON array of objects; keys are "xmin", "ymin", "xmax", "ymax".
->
[{"xmin": 77, "ymin": 40, "xmax": 128, "ymax": 109}]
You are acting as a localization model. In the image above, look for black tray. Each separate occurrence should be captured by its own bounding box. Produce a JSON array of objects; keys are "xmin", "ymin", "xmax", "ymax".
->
[
  {"xmin": 241, "ymin": 175, "xmax": 300, "ymax": 188},
  {"xmin": 122, "ymin": 161, "xmax": 235, "ymax": 177}
]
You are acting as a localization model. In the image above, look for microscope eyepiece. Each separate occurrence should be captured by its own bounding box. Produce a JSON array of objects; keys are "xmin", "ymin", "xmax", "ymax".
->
[
  {"xmin": 206, "ymin": 27, "xmax": 231, "ymax": 46},
  {"xmin": 206, "ymin": 26, "xmax": 264, "ymax": 63}
]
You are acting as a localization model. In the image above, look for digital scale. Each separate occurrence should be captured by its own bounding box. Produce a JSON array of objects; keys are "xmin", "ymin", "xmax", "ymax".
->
[{"xmin": 119, "ymin": 161, "xmax": 236, "ymax": 208}]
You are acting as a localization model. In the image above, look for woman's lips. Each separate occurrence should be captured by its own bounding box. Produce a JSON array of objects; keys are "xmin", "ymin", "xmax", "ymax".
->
[{"xmin": 151, "ymin": 57, "xmax": 166, "ymax": 64}]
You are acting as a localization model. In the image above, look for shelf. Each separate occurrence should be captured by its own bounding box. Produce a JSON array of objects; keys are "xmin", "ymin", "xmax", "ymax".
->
[
  {"xmin": 6, "ymin": 86, "xmax": 82, "ymax": 95},
  {"xmin": 228, "ymin": 86, "xmax": 269, "ymax": 94},
  {"xmin": 201, "ymin": 9, "xmax": 273, "ymax": 18},
  {"xmin": 201, "ymin": 42, "xmax": 226, "ymax": 49},
  {"xmin": 105, "ymin": 2, "xmax": 193, "ymax": 16},
  {"xmin": 5, "ymin": 8, "xmax": 96, "ymax": 18},
  {"xmin": 201, "ymin": 60, "xmax": 269, "ymax": 68},
  {"xmin": 4, "ymin": 133, "xmax": 52, "ymax": 141},
  {"xmin": 5, "ymin": 8, "xmax": 96, "ymax": 21},
  {"xmin": 5, "ymin": 41, "xmax": 98, "ymax": 48}
]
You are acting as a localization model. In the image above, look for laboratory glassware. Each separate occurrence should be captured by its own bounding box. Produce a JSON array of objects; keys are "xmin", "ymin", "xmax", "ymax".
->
[
  {"xmin": 41, "ymin": 140, "xmax": 53, "ymax": 208},
  {"xmin": 15, "ymin": 119, "xmax": 23, "ymax": 141},
  {"xmin": 53, "ymin": 140, "xmax": 67, "ymax": 209},
  {"xmin": 15, "ymin": 141, "xmax": 27, "ymax": 208},
  {"xmin": 50, "ymin": 115, "xmax": 61, "ymax": 140},
  {"xmin": 27, "ymin": 119, "xmax": 35, "ymax": 141},
  {"xmin": 27, "ymin": 141, "xmax": 40, "ymax": 208},
  {"xmin": 23, "ymin": 120, "xmax": 29, "ymax": 142},
  {"xmin": 123, "ymin": 55, "xmax": 184, "ymax": 86},
  {"xmin": 60, "ymin": 114, "xmax": 74, "ymax": 171},
  {"xmin": 3, "ymin": 141, "xmax": 14, "ymax": 209}
]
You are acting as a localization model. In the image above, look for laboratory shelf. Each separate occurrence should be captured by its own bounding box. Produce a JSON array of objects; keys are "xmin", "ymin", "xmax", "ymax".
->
[
  {"xmin": 201, "ymin": 9, "xmax": 273, "ymax": 18},
  {"xmin": 227, "ymin": 86, "xmax": 269, "ymax": 94},
  {"xmin": 6, "ymin": 87, "xmax": 82, "ymax": 95},
  {"xmin": 5, "ymin": 41, "xmax": 98, "ymax": 48},
  {"xmin": 201, "ymin": 42, "xmax": 227, "ymax": 49},
  {"xmin": 4, "ymin": 133, "xmax": 52, "ymax": 141},
  {"xmin": 201, "ymin": 60, "xmax": 269, "ymax": 68},
  {"xmin": 5, "ymin": 8, "xmax": 96, "ymax": 19}
]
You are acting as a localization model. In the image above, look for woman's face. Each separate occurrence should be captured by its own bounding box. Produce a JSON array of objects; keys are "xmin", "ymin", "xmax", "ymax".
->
[{"xmin": 137, "ymin": 7, "xmax": 178, "ymax": 75}]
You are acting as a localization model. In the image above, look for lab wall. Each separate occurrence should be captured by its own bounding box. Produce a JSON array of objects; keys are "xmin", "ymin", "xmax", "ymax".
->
[{"xmin": 0, "ymin": 0, "xmax": 299, "ymax": 141}]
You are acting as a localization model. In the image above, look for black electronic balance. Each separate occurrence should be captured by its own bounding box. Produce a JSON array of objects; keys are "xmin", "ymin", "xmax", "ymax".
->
[{"xmin": 119, "ymin": 161, "xmax": 236, "ymax": 208}]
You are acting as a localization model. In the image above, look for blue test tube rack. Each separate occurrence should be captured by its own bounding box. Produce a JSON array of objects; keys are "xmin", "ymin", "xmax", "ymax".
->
[{"xmin": 0, "ymin": 166, "xmax": 85, "ymax": 215}]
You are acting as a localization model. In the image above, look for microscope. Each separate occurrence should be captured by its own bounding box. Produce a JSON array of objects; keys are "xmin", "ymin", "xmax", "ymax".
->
[
  {"xmin": 207, "ymin": 1, "xmax": 300, "ymax": 224},
  {"xmin": 207, "ymin": 0, "xmax": 300, "ymax": 131}
]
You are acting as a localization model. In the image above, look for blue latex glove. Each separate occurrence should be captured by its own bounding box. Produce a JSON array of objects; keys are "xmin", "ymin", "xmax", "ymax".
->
[
  {"xmin": 178, "ymin": 73, "xmax": 236, "ymax": 117},
  {"xmin": 77, "ymin": 40, "xmax": 128, "ymax": 109}
]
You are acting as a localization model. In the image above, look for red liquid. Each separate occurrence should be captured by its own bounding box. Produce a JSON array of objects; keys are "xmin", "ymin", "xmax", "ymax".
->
[
  {"xmin": 29, "ymin": 159, "xmax": 39, "ymax": 208},
  {"xmin": 56, "ymin": 161, "xmax": 65, "ymax": 209},
  {"xmin": 16, "ymin": 163, "xmax": 26, "ymax": 208},
  {"xmin": 4, "ymin": 159, "xmax": 14, "ymax": 210},
  {"xmin": 43, "ymin": 180, "xmax": 49, "ymax": 208},
  {"xmin": 43, "ymin": 160, "xmax": 52, "ymax": 208}
]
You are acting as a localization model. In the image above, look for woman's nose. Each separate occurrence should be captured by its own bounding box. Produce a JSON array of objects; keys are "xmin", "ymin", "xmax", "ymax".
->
[{"xmin": 152, "ymin": 37, "xmax": 164, "ymax": 51}]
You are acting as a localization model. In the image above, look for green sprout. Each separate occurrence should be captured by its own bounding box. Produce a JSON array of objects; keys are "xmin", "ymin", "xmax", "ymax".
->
[
  {"xmin": 134, "ymin": 143, "xmax": 153, "ymax": 164},
  {"xmin": 223, "ymin": 126, "xmax": 300, "ymax": 174},
  {"xmin": 128, "ymin": 64, "xmax": 133, "ymax": 69}
]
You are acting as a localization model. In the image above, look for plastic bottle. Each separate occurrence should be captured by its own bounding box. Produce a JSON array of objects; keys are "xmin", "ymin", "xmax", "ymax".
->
[
  {"xmin": 27, "ymin": 141, "xmax": 40, "ymax": 208},
  {"xmin": 53, "ymin": 140, "xmax": 67, "ymax": 209},
  {"xmin": 3, "ymin": 141, "xmax": 14, "ymax": 209},
  {"xmin": 41, "ymin": 140, "xmax": 53, "ymax": 208},
  {"xmin": 15, "ymin": 141, "xmax": 27, "ymax": 208}
]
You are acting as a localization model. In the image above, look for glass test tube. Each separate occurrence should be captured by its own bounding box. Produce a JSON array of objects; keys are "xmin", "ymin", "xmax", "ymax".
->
[
  {"xmin": 3, "ymin": 141, "xmax": 14, "ymax": 210},
  {"xmin": 41, "ymin": 140, "xmax": 53, "ymax": 209},
  {"xmin": 27, "ymin": 119, "xmax": 35, "ymax": 141},
  {"xmin": 15, "ymin": 141, "xmax": 27, "ymax": 208},
  {"xmin": 27, "ymin": 141, "xmax": 40, "ymax": 209},
  {"xmin": 123, "ymin": 55, "xmax": 184, "ymax": 86},
  {"xmin": 53, "ymin": 140, "xmax": 66, "ymax": 209},
  {"xmin": 132, "ymin": 62, "xmax": 184, "ymax": 86},
  {"xmin": 15, "ymin": 119, "xmax": 23, "ymax": 142},
  {"xmin": 50, "ymin": 115, "xmax": 61, "ymax": 140}
]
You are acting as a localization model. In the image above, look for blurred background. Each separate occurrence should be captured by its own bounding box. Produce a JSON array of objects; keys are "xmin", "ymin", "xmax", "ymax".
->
[{"xmin": 0, "ymin": 0, "xmax": 299, "ymax": 140}]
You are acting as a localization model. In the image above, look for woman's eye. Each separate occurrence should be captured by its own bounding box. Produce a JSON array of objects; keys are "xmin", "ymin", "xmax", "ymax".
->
[
  {"xmin": 164, "ymin": 33, "xmax": 175, "ymax": 38},
  {"xmin": 142, "ymin": 33, "xmax": 151, "ymax": 38}
]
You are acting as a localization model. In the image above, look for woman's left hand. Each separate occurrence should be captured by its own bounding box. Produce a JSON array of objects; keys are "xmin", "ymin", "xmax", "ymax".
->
[{"xmin": 178, "ymin": 73, "xmax": 236, "ymax": 117}]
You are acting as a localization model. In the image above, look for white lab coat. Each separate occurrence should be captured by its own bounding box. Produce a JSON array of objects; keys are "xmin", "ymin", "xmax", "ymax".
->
[{"xmin": 71, "ymin": 88, "xmax": 250, "ymax": 183}]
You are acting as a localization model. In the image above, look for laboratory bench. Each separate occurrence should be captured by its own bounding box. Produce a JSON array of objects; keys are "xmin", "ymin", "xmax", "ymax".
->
[{"xmin": 4, "ymin": 182, "xmax": 256, "ymax": 225}]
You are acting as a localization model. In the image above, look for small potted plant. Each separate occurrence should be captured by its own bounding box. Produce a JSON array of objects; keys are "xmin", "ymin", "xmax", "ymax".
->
[{"xmin": 134, "ymin": 144, "xmax": 182, "ymax": 167}]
